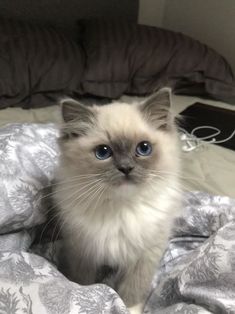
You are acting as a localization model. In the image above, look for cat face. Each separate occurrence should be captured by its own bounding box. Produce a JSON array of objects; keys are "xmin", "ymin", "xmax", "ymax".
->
[{"xmin": 59, "ymin": 89, "xmax": 179, "ymax": 195}]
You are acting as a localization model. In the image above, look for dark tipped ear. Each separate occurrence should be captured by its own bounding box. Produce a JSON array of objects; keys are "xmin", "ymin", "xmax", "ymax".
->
[
  {"xmin": 60, "ymin": 99, "xmax": 96, "ymax": 139},
  {"xmin": 61, "ymin": 99, "xmax": 95, "ymax": 124},
  {"xmin": 139, "ymin": 88, "xmax": 172, "ymax": 130}
]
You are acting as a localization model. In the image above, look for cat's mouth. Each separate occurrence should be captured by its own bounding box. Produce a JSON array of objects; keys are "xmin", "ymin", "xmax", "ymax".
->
[
  {"xmin": 115, "ymin": 174, "xmax": 138, "ymax": 186},
  {"xmin": 120, "ymin": 176, "xmax": 133, "ymax": 184}
]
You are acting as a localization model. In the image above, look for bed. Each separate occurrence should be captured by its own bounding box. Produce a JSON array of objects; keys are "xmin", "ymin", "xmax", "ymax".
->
[{"xmin": 0, "ymin": 5, "xmax": 235, "ymax": 313}]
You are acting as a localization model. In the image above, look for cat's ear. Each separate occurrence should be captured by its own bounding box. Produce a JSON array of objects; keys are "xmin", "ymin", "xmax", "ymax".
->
[
  {"xmin": 139, "ymin": 88, "xmax": 172, "ymax": 130},
  {"xmin": 61, "ymin": 98, "xmax": 95, "ymax": 124},
  {"xmin": 60, "ymin": 99, "xmax": 96, "ymax": 139}
]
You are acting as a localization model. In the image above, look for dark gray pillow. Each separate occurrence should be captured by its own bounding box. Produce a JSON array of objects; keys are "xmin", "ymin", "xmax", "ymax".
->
[
  {"xmin": 1, "ymin": 18, "xmax": 235, "ymax": 109},
  {"xmin": 79, "ymin": 19, "xmax": 235, "ymax": 104},
  {"xmin": 0, "ymin": 18, "xmax": 84, "ymax": 109}
]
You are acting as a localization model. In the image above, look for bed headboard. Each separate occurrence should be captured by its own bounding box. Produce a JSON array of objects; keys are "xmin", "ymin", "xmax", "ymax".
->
[{"xmin": 0, "ymin": 0, "xmax": 139, "ymax": 34}]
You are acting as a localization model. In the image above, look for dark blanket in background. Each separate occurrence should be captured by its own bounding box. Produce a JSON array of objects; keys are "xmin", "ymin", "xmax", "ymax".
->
[{"xmin": 0, "ymin": 18, "xmax": 235, "ymax": 108}]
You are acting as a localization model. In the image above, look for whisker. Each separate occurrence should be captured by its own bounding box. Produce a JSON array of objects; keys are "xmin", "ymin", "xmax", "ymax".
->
[
  {"xmin": 51, "ymin": 218, "xmax": 67, "ymax": 246},
  {"xmin": 44, "ymin": 180, "xmax": 103, "ymax": 221},
  {"xmin": 39, "ymin": 178, "xmax": 103, "ymax": 201},
  {"xmin": 148, "ymin": 175, "xmax": 201, "ymax": 202},
  {"xmin": 148, "ymin": 173, "xmax": 197, "ymax": 193},
  {"xmin": 37, "ymin": 205, "xmax": 67, "ymax": 246},
  {"xmin": 148, "ymin": 170, "xmax": 200, "ymax": 182},
  {"xmin": 43, "ymin": 174, "xmax": 104, "ymax": 188},
  {"xmin": 57, "ymin": 180, "xmax": 104, "ymax": 215},
  {"xmin": 50, "ymin": 183, "xmax": 103, "ymax": 243},
  {"xmin": 69, "ymin": 181, "xmax": 103, "ymax": 207},
  {"xmin": 54, "ymin": 188, "xmax": 103, "ymax": 242},
  {"xmin": 51, "ymin": 216, "xmax": 66, "ymax": 245},
  {"xmin": 42, "ymin": 168, "xmax": 116, "ymax": 186},
  {"xmin": 88, "ymin": 185, "xmax": 106, "ymax": 215},
  {"xmin": 38, "ymin": 214, "xmax": 58, "ymax": 246}
]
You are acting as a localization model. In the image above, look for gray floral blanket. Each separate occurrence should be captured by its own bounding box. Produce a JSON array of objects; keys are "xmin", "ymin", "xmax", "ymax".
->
[{"xmin": 0, "ymin": 123, "xmax": 235, "ymax": 314}]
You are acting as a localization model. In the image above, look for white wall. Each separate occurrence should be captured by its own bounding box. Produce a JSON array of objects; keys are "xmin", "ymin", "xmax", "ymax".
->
[
  {"xmin": 163, "ymin": 0, "xmax": 235, "ymax": 73},
  {"xmin": 138, "ymin": 0, "xmax": 166, "ymax": 27}
]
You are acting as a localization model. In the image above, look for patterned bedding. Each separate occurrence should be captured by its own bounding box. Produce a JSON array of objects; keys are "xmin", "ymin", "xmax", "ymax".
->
[{"xmin": 0, "ymin": 123, "xmax": 235, "ymax": 314}]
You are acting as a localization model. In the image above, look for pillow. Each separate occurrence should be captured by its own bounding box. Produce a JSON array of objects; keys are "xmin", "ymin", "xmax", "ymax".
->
[
  {"xmin": 0, "ymin": 123, "xmax": 59, "ymax": 233},
  {"xmin": 0, "ymin": 18, "xmax": 84, "ymax": 109},
  {"xmin": 78, "ymin": 19, "xmax": 235, "ymax": 104},
  {"xmin": 1, "ymin": 18, "xmax": 235, "ymax": 109}
]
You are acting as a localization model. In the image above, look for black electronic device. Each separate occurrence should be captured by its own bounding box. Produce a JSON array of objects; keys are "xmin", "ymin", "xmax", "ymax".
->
[{"xmin": 179, "ymin": 102, "xmax": 235, "ymax": 151}]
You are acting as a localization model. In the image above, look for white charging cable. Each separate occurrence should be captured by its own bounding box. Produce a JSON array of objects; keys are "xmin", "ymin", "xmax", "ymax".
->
[{"xmin": 179, "ymin": 126, "xmax": 235, "ymax": 152}]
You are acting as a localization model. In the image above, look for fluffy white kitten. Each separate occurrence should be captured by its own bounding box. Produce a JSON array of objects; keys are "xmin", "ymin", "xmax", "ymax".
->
[{"xmin": 54, "ymin": 89, "xmax": 181, "ymax": 313}]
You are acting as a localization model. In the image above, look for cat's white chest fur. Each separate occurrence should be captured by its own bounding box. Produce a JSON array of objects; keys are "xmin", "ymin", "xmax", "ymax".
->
[{"xmin": 65, "ymin": 187, "xmax": 177, "ymax": 267}]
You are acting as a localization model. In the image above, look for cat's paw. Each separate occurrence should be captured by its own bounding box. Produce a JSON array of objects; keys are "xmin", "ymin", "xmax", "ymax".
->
[{"xmin": 128, "ymin": 303, "xmax": 143, "ymax": 314}]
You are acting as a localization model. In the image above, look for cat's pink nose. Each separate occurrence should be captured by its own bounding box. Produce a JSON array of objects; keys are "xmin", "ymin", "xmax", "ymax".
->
[{"xmin": 118, "ymin": 166, "xmax": 134, "ymax": 175}]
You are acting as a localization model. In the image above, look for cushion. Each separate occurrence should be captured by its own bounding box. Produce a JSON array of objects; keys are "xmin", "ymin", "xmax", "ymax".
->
[
  {"xmin": 0, "ymin": 18, "xmax": 84, "ymax": 109},
  {"xmin": 79, "ymin": 19, "xmax": 235, "ymax": 104}
]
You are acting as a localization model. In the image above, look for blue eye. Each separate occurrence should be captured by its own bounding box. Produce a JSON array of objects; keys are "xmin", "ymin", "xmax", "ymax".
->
[
  {"xmin": 136, "ymin": 141, "xmax": 152, "ymax": 156},
  {"xmin": 95, "ymin": 145, "xmax": 112, "ymax": 160}
]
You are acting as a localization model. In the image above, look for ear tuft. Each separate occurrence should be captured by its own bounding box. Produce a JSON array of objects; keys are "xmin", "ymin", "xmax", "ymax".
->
[
  {"xmin": 60, "ymin": 98, "xmax": 96, "ymax": 139},
  {"xmin": 139, "ymin": 88, "xmax": 172, "ymax": 130},
  {"xmin": 61, "ymin": 98, "xmax": 95, "ymax": 123}
]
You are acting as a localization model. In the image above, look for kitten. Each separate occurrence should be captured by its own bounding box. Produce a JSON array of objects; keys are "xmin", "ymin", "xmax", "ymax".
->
[{"xmin": 54, "ymin": 89, "xmax": 181, "ymax": 314}]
